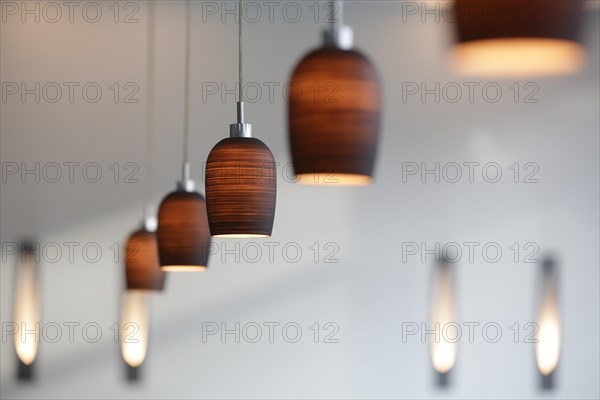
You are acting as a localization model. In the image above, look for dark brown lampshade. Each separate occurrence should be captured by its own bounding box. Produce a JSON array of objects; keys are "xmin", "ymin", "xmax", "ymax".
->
[
  {"xmin": 125, "ymin": 228, "xmax": 166, "ymax": 291},
  {"xmin": 288, "ymin": 47, "xmax": 381, "ymax": 186},
  {"xmin": 157, "ymin": 191, "xmax": 212, "ymax": 271},
  {"xmin": 205, "ymin": 137, "xmax": 277, "ymax": 237},
  {"xmin": 452, "ymin": 0, "xmax": 585, "ymax": 77}
]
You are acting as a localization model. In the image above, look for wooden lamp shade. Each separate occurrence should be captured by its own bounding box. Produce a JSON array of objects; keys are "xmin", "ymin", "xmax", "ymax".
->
[
  {"xmin": 205, "ymin": 137, "xmax": 277, "ymax": 237},
  {"xmin": 451, "ymin": 0, "xmax": 585, "ymax": 77},
  {"xmin": 288, "ymin": 47, "xmax": 381, "ymax": 186},
  {"xmin": 157, "ymin": 191, "xmax": 212, "ymax": 271},
  {"xmin": 125, "ymin": 228, "xmax": 166, "ymax": 291}
]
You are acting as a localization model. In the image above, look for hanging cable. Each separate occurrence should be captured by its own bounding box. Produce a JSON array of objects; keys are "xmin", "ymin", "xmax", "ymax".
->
[
  {"xmin": 330, "ymin": 0, "xmax": 343, "ymax": 31},
  {"xmin": 237, "ymin": 0, "xmax": 245, "ymax": 123},
  {"xmin": 183, "ymin": 0, "xmax": 191, "ymax": 166},
  {"xmin": 230, "ymin": 0, "xmax": 250, "ymax": 137},
  {"xmin": 144, "ymin": 1, "xmax": 156, "ymax": 218},
  {"xmin": 239, "ymin": 0, "xmax": 243, "ymax": 104}
]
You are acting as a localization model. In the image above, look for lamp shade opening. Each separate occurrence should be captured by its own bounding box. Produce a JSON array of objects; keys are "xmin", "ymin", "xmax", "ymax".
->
[
  {"xmin": 451, "ymin": 0, "xmax": 585, "ymax": 77},
  {"xmin": 205, "ymin": 137, "xmax": 277, "ymax": 237},
  {"xmin": 125, "ymin": 229, "xmax": 166, "ymax": 291},
  {"xmin": 157, "ymin": 190, "xmax": 212, "ymax": 270},
  {"xmin": 288, "ymin": 47, "xmax": 381, "ymax": 186}
]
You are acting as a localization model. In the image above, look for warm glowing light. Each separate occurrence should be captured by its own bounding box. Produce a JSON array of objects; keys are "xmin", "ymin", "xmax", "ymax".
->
[
  {"xmin": 535, "ymin": 263, "xmax": 561, "ymax": 376},
  {"xmin": 121, "ymin": 291, "xmax": 150, "ymax": 368},
  {"xmin": 295, "ymin": 174, "xmax": 372, "ymax": 187},
  {"xmin": 212, "ymin": 234, "xmax": 270, "ymax": 239},
  {"xmin": 430, "ymin": 263, "xmax": 457, "ymax": 374},
  {"xmin": 14, "ymin": 253, "xmax": 39, "ymax": 366},
  {"xmin": 536, "ymin": 307, "xmax": 561, "ymax": 376},
  {"xmin": 451, "ymin": 38, "xmax": 586, "ymax": 78},
  {"xmin": 160, "ymin": 265, "xmax": 208, "ymax": 272}
]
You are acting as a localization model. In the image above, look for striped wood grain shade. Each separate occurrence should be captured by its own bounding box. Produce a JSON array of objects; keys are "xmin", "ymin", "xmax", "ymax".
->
[
  {"xmin": 452, "ymin": 0, "xmax": 585, "ymax": 77},
  {"xmin": 288, "ymin": 47, "xmax": 381, "ymax": 186},
  {"xmin": 205, "ymin": 137, "xmax": 277, "ymax": 238},
  {"xmin": 125, "ymin": 228, "xmax": 166, "ymax": 291},
  {"xmin": 157, "ymin": 191, "xmax": 212, "ymax": 271}
]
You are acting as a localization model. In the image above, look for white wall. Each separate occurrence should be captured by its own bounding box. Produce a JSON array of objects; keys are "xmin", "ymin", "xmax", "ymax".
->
[{"xmin": 1, "ymin": 1, "xmax": 599, "ymax": 398}]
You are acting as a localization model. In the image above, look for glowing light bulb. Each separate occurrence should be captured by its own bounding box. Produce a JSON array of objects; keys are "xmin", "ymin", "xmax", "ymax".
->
[
  {"xmin": 14, "ymin": 251, "xmax": 40, "ymax": 366},
  {"xmin": 451, "ymin": 38, "xmax": 585, "ymax": 78},
  {"xmin": 430, "ymin": 261, "xmax": 457, "ymax": 374},
  {"xmin": 535, "ymin": 259, "xmax": 561, "ymax": 377},
  {"xmin": 120, "ymin": 291, "xmax": 150, "ymax": 368}
]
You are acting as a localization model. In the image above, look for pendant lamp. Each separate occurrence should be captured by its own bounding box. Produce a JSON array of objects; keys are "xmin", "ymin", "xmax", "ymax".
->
[
  {"xmin": 125, "ymin": 1, "xmax": 166, "ymax": 290},
  {"xmin": 120, "ymin": 291, "xmax": 150, "ymax": 372},
  {"xmin": 429, "ymin": 257, "xmax": 457, "ymax": 386},
  {"xmin": 288, "ymin": 0, "xmax": 381, "ymax": 186},
  {"xmin": 535, "ymin": 256, "xmax": 561, "ymax": 389},
  {"xmin": 205, "ymin": 0, "xmax": 277, "ymax": 238},
  {"xmin": 157, "ymin": 0, "xmax": 212, "ymax": 269},
  {"xmin": 14, "ymin": 241, "xmax": 39, "ymax": 380},
  {"xmin": 125, "ymin": 221, "xmax": 165, "ymax": 291},
  {"xmin": 451, "ymin": 0, "xmax": 586, "ymax": 77}
]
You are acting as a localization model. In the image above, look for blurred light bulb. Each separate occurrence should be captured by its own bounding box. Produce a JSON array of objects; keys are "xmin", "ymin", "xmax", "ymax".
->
[
  {"xmin": 430, "ymin": 260, "xmax": 457, "ymax": 375},
  {"xmin": 535, "ymin": 259, "xmax": 561, "ymax": 377},
  {"xmin": 120, "ymin": 291, "xmax": 150, "ymax": 368},
  {"xmin": 14, "ymin": 251, "xmax": 40, "ymax": 366},
  {"xmin": 451, "ymin": 39, "xmax": 585, "ymax": 78}
]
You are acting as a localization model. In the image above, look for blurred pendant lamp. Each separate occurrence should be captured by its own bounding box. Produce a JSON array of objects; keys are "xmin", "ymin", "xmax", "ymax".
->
[
  {"xmin": 157, "ymin": 0, "xmax": 212, "ymax": 269},
  {"xmin": 13, "ymin": 241, "xmax": 39, "ymax": 381},
  {"xmin": 205, "ymin": 0, "xmax": 277, "ymax": 238},
  {"xmin": 120, "ymin": 290, "xmax": 150, "ymax": 380},
  {"xmin": 288, "ymin": 0, "xmax": 381, "ymax": 186},
  {"xmin": 429, "ymin": 256, "xmax": 457, "ymax": 387},
  {"xmin": 125, "ymin": 0, "xmax": 166, "ymax": 291},
  {"xmin": 451, "ymin": 0, "xmax": 586, "ymax": 77},
  {"xmin": 535, "ymin": 256, "xmax": 561, "ymax": 389}
]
